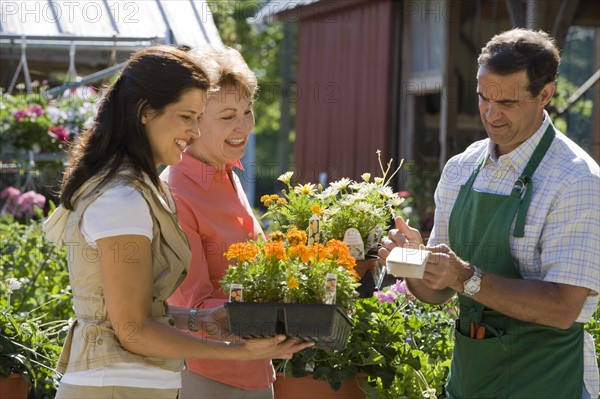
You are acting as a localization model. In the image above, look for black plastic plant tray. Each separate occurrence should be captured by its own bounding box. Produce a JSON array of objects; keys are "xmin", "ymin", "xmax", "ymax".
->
[{"xmin": 224, "ymin": 302, "xmax": 353, "ymax": 350}]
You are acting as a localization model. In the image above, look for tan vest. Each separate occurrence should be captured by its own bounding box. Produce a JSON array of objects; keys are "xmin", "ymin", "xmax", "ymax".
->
[{"xmin": 44, "ymin": 169, "xmax": 191, "ymax": 373}]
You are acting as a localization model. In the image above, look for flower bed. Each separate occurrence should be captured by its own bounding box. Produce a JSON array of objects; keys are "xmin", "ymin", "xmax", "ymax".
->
[{"xmin": 0, "ymin": 82, "xmax": 98, "ymax": 155}]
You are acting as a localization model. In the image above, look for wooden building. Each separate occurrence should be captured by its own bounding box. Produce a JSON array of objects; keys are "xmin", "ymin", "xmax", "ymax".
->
[{"xmin": 261, "ymin": 0, "xmax": 600, "ymax": 186}]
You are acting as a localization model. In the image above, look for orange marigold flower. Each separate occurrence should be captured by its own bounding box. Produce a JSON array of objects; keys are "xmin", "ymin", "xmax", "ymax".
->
[
  {"xmin": 313, "ymin": 243, "xmax": 331, "ymax": 261},
  {"xmin": 270, "ymin": 231, "xmax": 285, "ymax": 242},
  {"xmin": 287, "ymin": 245, "xmax": 299, "ymax": 257},
  {"xmin": 296, "ymin": 244, "xmax": 314, "ymax": 263},
  {"xmin": 224, "ymin": 243, "xmax": 259, "ymax": 262},
  {"xmin": 260, "ymin": 194, "xmax": 271, "ymax": 203},
  {"xmin": 269, "ymin": 194, "xmax": 280, "ymax": 201},
  {"xmin": 326, "ymin": 239, "xmax": 351, "ymax": 258},
  {"xmin": 287, "ymin": 276, "xmax": 299, "ymax": 290},
  {"xmin": 277, "ymin": 198, "xmax": 288, "ymax": 205},
  {"xmin": 337, "ymin": 254, "xmax": 357, "ymax": 269},
  {"xmin": 264, "ymin": 241, "xmax": 286, "ymax": 260},
  {"xmin": 286, "ymin": 228, "xmax": 307, "ymax": 246}
]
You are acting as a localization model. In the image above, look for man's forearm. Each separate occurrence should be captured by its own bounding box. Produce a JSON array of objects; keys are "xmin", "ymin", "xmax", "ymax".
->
[{"xmin": 405, "ymin": 278, "xmax": 455, "ymax": 305}]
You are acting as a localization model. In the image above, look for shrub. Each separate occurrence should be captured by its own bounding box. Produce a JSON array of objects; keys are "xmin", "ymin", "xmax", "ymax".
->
[{"xmin": 0, "ymin": 214, "xmax": 70, "ymax": 398}]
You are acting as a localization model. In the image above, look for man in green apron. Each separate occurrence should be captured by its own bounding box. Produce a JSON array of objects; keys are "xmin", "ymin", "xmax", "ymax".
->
[{"xmin": 381, "ymin": 28, "xmax": 599, "ymax": 398}]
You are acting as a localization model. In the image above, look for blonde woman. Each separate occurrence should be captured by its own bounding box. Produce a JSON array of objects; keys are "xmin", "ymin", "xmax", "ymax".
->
[{"xmin": 161, "ymin": 45, "xmax": 276, "ymax": 399}]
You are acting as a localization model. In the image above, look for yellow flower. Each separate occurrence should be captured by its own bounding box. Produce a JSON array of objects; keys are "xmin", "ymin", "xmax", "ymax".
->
[
  {"xmin": 294, "ymin": 183, "xmax": 316, "ymax": 196},
  {"xmin": 277, "ymin": 198, "xmax": 288, "ymax": 205},
  {"xmin": 310, "ymin": 204, "xmax": 324, "ymax": 216},
  {"xmin": 224, "ymin": 243, "xmax": 259, "ymax": 263},
  {"xmin": 261, "ymin": 194, "xmax": 276, "ymax": 206},
  {"xmin": 287, "ymin": 276, "xmax": 299, "ymax": 290},
  {"xmin": 264, "ymin": 241, "xmax": 286, "ymax": 260}
]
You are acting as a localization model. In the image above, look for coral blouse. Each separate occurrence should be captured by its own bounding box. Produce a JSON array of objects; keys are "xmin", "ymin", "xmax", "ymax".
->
[{"xmin": 160, "ymin": 152, "xmax": 274, "ymax": 390}]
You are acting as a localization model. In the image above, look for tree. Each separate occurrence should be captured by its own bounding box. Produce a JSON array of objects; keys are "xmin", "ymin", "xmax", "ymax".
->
[
  {"xmin": 548, "ymin": 26, "xmax": 595, "ymax": 154},
  {"xmin": 207, "ymin": 0, "xmax": 293, "ymax": 206}
]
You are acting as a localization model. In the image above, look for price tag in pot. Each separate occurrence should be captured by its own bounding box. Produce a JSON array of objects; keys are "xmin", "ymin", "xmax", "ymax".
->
[
  {"xmin": 229, "ymin": 284, "xmax": 243, "ymax": 302},
  {"xmin": 324, "ymin": 273, "xmax": 337, "ymax": 305},
  {"xmin": 343, "ymin": 228, "xmax": 365, "ymax": 260},
  {"xmin": 308, "ymin": 214, "xmax": 321, "ymax": 245},
  {"xmin": 366, "ymin": 226, "xmax": 383, "ymax": 251}
]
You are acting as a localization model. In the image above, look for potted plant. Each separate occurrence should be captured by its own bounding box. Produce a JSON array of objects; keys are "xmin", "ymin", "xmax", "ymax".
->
[
  {"xmin": 0, "ymin": 82, "xmax": 97, "ymax": 155},
  {"xmin": 261, "ymin": 151, "xmax": 414, "ymax": 259},
  {"xmin": 260, "ymin": 151, "xmax": 415, "ymax": 296},
  {"xmin": 221, "ymin": 228, "xmax": 361, "ymax": 349},
  {"xmin": 277, "ymin": 281, "xmax": 456, "ymax": 398}
]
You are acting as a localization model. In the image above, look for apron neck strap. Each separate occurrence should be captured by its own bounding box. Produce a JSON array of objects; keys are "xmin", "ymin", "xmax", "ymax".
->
[
  {"xmin": 464, "ymin": 157, "xmax": 486, "ymax": 191},
  {"xmin": 512, "ymin": 123, "xmax": 556, "ymax": 237}
]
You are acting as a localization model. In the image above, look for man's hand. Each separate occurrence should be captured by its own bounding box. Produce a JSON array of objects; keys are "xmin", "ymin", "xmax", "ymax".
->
[
  {"xmin": 378, "ymin": 217, "xmax": 456, "ymax": 304},
  {"xmin": 379, "ymin": 216, "xmax": 424, "ymax": 262},
  {"xmin": 423, "ymin": 244, "xmax": 472, "ymax": 292}
]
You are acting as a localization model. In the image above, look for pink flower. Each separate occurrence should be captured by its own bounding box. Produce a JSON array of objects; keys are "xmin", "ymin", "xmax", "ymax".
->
[
  {"xmin": 16, "ymin": 190, "xmax": 46, "ymax": 217},
  {"xmin": 375, "ymin": 290, "xmax": 397, "ymax": 304},
  {"xmin": 392, "ymin": 279, "xmax": 409, "ymax": 294},
  {"xmin": 48, "ymin": 125, "xmax": 70, "ymax": 142},
  {"xmin": 1, "ymin": 186, "xmax": 22, "ymax": 216},
  {"xmin": 1, "ymin": 186, "xmax": 21, "ymax": 200},
  {"xmin": 13, "ymin": 104, "xmax": 45, "ymax": 122},
  {"xmin": 28, "ymin": 104, "xmax": 45, "ymax": 116},
  {"xmin": 398, "ymin": 191, "xmax": 410, "ymax": 199},
  {"xmin": 13, "ymin": 109, "xmax": 29, "ymax": 121}
]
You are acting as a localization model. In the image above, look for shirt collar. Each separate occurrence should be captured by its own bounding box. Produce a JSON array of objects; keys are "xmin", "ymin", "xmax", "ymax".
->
[
  {"xmin": 178, "ymin": 153, "xmax": 244, "ymax": 190},
  {"xmin": 484, "ymin": 110, "xmax": 551, "ymax": 172}
]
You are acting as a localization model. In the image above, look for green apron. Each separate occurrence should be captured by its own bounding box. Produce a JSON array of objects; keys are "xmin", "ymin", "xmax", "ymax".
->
[{"xmin": 445, "ymin": 124, "xmax": 584, "ymax": 399}]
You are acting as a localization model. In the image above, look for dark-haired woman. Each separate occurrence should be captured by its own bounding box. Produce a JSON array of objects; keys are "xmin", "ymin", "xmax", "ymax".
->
[{"xmin": 44, "ymin": 45, "xmax": 312, "ymax": 399}]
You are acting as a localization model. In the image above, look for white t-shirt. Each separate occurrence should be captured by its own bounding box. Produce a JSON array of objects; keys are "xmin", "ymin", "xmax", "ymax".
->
[{"xmin": 62, "ymin": 185, "xmax": 181, "ymax": 389}]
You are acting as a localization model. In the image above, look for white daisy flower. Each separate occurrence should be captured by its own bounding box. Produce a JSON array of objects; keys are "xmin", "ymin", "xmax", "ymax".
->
[
  {"xmin": 278, "ymin": 171, "xmax": 294, "ymax": 184},
  {"xmin": 331, "ymin": 178, "xmax": 352, "ymax": 191}
]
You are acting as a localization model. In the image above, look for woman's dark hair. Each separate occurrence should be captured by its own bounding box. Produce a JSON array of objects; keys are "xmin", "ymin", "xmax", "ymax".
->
[
  {"xmin": 478, "ymin": 28, "xmax": 560, "ymax": 97},
  {"xmin": 61, "ymin": 46, "xmax": 210, "ymax": 209}
]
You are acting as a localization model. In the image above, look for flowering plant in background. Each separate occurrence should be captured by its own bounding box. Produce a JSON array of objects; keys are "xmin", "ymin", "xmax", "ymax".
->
[
  {"xmin": 0, "ymin": 82, "xmax": 98, "ymax": 153},
  {"xmin": 0, "ymin": 186, "xmax": 46, "ymax": 219},
  {"xmin": 261, "ymin": 151, "xmax": 415, "ymax": 258},
  {"xmin": 220, "ymin": 228, "xmax": 360, "ymax": 311}
]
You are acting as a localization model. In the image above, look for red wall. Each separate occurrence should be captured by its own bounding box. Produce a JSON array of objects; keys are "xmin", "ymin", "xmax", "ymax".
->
[{"xmin": 294, "ymin": 0, "xmax": 394, "ymax": 184}]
